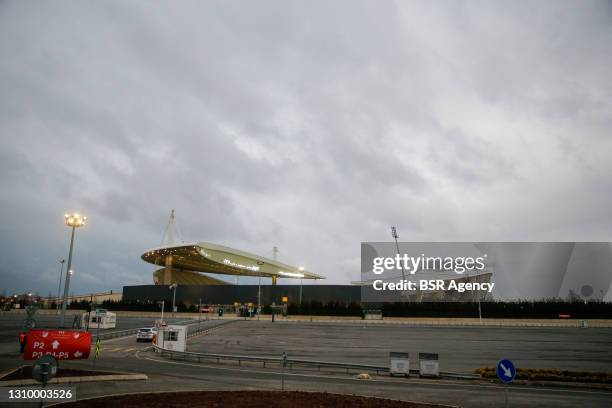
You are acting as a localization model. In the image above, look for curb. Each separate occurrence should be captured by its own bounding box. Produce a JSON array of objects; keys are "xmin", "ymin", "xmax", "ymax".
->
[{"xmin": 0, "ymin": 373, "xmax": 148, "ymax": 386}]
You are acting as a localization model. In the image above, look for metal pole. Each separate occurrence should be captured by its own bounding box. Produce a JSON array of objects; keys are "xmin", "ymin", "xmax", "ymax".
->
[
  {"xmin": 257, "ymin": 276, "xmax": 261, "ymax": 321},
  {"xmin": 198, "ymin": 297, "xmax": 201, "ymax": 332},
  {"xmin": 391, "ymin": 227, "xmax": 406, "ymax": 282},
  {"xmin": 60, "ymin": 226, "xmax": 76, "ymax": 328},
  {"xmin": 281, "ymin": 351, "xmax": 287, "ymax": 391},
  {"xmin": 160, "ymin": 300, "xmax": 165, "ymax": 350},
  {"xmin": 86, "ymin": 294, "xmax": 92, "ymax": 331},
  {"xmin": 160, "ymin": 300, "xmax": 164, "ymax": 324},
  {"xmin": 504, "ymin": 386, "xmax": 508, "ymax": 408},
  {"xmin": 93, "ymin": 309, "xmax": 100, "ymax": 368},
  {"xmin": 299, "ymin": 278, "xmax": 303, "ymax": 306},
  {"xmin": 56, "ymin": 260, "xmax": 65, "ymax": 314},
  {"xmin": 172, "ymin": 285, "xmax": 177, "ymax": 317}
]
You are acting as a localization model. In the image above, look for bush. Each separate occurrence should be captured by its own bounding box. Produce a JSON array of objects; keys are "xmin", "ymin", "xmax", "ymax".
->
[{"xmin": 474, "ymin": 367, "xmax": 612, "ymax": 383}]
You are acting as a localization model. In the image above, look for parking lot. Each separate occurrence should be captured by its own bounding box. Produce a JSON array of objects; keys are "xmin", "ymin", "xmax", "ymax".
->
[{"xmin": 186, "ymin": 320, "xmax": 612, "ymax": 373}]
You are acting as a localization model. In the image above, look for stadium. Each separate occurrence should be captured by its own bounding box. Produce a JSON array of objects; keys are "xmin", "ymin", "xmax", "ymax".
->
[{"xmin": 141, "ymin": 241, "xmax": 323, "ymax": 286}]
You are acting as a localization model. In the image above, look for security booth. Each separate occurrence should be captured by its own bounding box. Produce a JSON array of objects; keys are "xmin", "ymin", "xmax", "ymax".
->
[
  {"xmin": 389, "ymin": 352, "xmax": 410, "ymax": 377},
  {"xmin": 419, "ymin": 353, "xmax": 439, "ymax": 378},
  {"xmin": 158, "ymin": 325, "xmax": 186, "ymax": 352},
  {"xmin": 83, "ymin": 309, "xmax": 116, "ymax": 329}
]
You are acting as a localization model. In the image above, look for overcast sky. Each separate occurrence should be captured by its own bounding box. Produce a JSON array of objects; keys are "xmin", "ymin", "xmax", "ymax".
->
[{"xmin": 1, "ymin": 1, "xmax": 611, "ymax": 296}]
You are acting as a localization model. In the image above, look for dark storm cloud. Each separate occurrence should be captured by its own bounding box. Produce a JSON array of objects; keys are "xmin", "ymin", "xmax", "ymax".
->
[{"xmin": 0, "ymin": 0, "xmax": 611, "ymax": 296}]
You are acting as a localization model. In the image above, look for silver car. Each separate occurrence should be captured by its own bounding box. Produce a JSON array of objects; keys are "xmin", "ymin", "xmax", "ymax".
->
[{"xmin": 136, "ymin": 327, "xmax": 156, "ymax": 342}]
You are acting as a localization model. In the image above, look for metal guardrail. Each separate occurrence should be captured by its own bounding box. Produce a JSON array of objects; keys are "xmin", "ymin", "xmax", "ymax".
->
[
  {"xmin": 96, "ymin": 327, "xmax": 140, "ymax": 340},
  {"xmin": 186, "ymin": 319, "xmax": 236, "ymax": 338},
  {"xmin": 151, "ymin": 344, "xmax": 480, "ymax": 379},
  {"xmin": 94, "ymin": 318, "xmax": 202, "ymax": 341}
]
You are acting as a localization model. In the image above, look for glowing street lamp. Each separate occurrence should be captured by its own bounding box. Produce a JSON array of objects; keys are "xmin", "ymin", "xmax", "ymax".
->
[{"xmin": 60, "ymin": 213, "xmax": 86, "ymax": 327}]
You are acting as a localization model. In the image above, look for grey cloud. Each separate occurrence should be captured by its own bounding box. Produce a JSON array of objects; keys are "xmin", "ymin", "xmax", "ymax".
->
[{"xmin": 0, "ymin": 0, "xmax": 611, "ymax": 294}]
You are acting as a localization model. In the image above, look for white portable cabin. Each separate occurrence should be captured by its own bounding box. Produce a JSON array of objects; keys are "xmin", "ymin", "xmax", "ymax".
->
[
  {"xmin": 82, "ymin": 309, "xmax": 117, "ymax": 329},
  {"xmin": 156, "ymin": 325, "xmax": 187, "ymax": 352}
]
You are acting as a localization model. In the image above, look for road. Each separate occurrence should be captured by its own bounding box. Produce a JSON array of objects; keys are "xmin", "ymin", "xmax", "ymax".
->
[
  {"xmin": 1, "ymin": 317, "xmax": 611, "ymax": 407},
  {"xmin": 0, "ymin": 313, "xmax": 190, "ymax": 358}
]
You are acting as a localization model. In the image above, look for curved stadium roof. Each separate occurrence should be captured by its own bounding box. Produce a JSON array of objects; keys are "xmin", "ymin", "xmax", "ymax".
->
[{"xmin": 142, "ymin": 242, "xmax": 324, "ymax": 283}]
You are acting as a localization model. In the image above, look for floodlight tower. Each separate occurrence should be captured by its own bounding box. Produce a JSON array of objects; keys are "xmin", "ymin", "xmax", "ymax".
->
[
  {"xmin": 60, "ymin": 213, "xmax": 87, "ymax": 327},
  {"xmin": 391, "ymin": 226, "xmax": 406, "ymax": 282}
]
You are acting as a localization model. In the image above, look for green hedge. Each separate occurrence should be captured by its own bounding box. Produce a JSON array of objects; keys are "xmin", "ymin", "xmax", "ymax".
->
[
  {"xmin": 475, "ymin": 367, "xmax": 612, "ymax": 383},
  {"xmin": 66, "ymin": 299, "xmax": 612, "ymax": 318}
]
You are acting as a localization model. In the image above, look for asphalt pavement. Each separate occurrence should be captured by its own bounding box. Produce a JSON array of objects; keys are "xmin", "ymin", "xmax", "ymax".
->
[
  {"xmin": 1, "ymin": 317, "xmax": 611, "ymax": 407},
  {"xmin": 186, "ymin": 320, "xmax": 612, "ymax": 372}
]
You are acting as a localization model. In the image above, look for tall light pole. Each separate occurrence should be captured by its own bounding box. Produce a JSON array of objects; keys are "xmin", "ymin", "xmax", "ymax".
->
[
  {"xmin": 257, "ymin": 275, "xmax": 261, "ymax": 321},
  {"xmin": 56, "ymin": 259, "xmax": 65, "ymax": 314},
  {"xmin": 158, "ymin": 300, "xmax": 165, "ymax": 349},
  {"xmin": 391, "ymin": 226, "xmax": 406, "ymax": 282},
  {"xmin": 60, "ymin": 213, "xmax": 86, "ymax": 328},
  {"xmin": 299, "ymin": 267, "xmax": 305, "ymax": 306},
  {"xmin": 169, "ymin": 283, "xmax": 177, "ymax": 316}
]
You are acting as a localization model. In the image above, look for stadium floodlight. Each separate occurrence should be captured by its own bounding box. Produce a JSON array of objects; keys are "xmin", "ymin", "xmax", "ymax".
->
[
  {"xmin": 391, "ymin": 226, "xmax": 399, "ymax": 239},
  {"xmin": 60, "ymin": 212, "xmax": 87, "ymax": 328}
]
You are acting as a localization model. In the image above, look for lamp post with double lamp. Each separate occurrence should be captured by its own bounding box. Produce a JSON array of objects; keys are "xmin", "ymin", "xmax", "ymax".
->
[
  {"xmin": 60, "ymin": 213, "xmax": 86, "ymax": 328},
  {"xmin": 56, "ymin": 259, "xmax": 65, "ymax": 314}
]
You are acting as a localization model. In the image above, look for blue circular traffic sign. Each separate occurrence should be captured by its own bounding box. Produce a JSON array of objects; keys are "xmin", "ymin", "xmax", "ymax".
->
[{"xmin": 496, "ymin": 359, "xmax": 516, "ymax": 383}]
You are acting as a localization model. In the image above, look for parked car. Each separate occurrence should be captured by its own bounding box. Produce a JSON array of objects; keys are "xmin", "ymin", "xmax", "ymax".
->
[{"xmin": 136, "ymin": 327, "xmax": 156, "ymax": 342}]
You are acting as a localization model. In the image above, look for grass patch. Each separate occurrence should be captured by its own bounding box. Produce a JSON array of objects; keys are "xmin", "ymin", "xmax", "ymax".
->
[{"xmin": 475, "ymin": 367, "xmax": 612, "ymax": 383}]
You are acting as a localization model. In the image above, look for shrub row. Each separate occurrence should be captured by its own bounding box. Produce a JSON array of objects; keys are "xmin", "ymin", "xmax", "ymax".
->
[{"xmin": 475, "ymin": 367, "xmax": 612, "ymax": 383}]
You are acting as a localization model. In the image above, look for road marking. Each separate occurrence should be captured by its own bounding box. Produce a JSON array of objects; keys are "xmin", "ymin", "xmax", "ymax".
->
[
  {"xmin": 101, "ymin": 334, "xmax": 136, "ymax": 344},
  {"xmin": 134, "ymin": 351, "xmax": 612, "ymax": 397}
]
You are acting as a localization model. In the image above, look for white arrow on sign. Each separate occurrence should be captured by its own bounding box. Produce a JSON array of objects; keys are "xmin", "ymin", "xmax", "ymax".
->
[
  {"xmin": 73, "ymin": 333, "xmax": 80, "ymax": 339},
  {"xmin": 52, "ymin": 340, "xmax": 60, "ymax": 350},
  {"xmin": 500, "ymin": 362, "xmax": 512, "ymax": 377},
  {"xmin": 74, "ymin": 351, "xmax": 83, "ymax": 358}
]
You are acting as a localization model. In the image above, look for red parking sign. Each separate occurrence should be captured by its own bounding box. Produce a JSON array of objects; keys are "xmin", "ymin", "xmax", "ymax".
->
[{"xmin": 23, "ymin": 330, "xmax": 91, "ymax": 360}]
